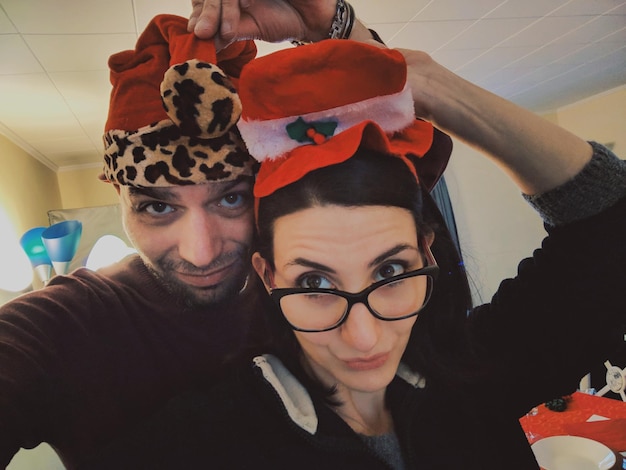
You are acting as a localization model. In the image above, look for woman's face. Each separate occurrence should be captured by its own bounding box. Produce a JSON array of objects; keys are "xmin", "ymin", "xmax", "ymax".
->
[{"xmin": 254, "ymin": 204, "xmax": 426, "ymax": 402}]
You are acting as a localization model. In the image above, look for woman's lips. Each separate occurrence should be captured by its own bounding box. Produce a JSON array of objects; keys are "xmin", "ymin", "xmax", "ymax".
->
[{"xmin": 343, "ymin": 352, "xmax": 390, "ymax": 371}]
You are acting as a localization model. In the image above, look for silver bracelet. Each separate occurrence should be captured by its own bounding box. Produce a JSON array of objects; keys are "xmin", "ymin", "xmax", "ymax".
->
[
  {"xmin": 291, "ymin": 0, "xmax": 355, "ymax": 46},
  {"xmin": 328, "ymin": 0, "xmax": 355, "ymax": 40}
]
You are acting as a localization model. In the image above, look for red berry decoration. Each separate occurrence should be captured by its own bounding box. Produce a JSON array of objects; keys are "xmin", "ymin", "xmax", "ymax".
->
[{"xmin": 312, "ymin": 133, "xmax": 326, "ymax": 145}]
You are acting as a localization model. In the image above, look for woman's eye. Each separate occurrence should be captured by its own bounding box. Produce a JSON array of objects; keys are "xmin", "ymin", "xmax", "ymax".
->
[
  {"xmin": 141, "ymin": 202, "xmax": 175, "ymax": 216},
  {"xmin": 298, "ymin": 274, "xmax": 333, "ymax": 290},
  {"xmin": 375, "ymin": 263, "xmax": 405, "ymax": 281}
]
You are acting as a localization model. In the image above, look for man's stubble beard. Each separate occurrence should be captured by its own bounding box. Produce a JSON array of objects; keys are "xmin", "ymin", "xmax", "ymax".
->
[{"xmin": 144, "ymin": 250, "xmax": 251, "ymax": 309}]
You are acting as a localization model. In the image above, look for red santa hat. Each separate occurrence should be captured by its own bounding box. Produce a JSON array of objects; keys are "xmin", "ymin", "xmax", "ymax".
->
[
  {"xmin": 102, "ymin": 14, "xmax": 258, "ymax": 187},
  {"xmin": 236, "ymin": 39, "xmax": 451, "ymax": 199}
]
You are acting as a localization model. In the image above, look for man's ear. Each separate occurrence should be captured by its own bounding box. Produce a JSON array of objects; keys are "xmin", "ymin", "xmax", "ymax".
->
[{"xmin": 251, "ymin": 252, "xmax": 271, "ymax": 293}]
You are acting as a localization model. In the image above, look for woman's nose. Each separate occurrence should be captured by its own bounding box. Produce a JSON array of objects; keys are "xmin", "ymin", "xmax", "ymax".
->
[{"xmin": 340, "ymin": 303, "xmax": 381, "ymax": 352}]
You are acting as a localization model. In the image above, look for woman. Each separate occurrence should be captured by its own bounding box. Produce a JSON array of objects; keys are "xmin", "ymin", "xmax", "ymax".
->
[{"xmin": 84, "ymin": 40, "xmax": 625, "ymax": 470}]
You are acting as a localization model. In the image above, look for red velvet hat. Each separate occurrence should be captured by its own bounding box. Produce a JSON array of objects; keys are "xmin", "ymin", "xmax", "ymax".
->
[
  {"xmin": 102, "ymin": 14, "xmax": 258, "ymax": 187},
  {"xmin": 237, "ymin": 39, "xmax": 451, "ymax": 199}
]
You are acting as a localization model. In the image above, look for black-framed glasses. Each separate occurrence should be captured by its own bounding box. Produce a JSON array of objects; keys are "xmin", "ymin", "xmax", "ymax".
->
[{"xmin": 269, "ymin": 263, "xmax": 439, "ymax": 333}]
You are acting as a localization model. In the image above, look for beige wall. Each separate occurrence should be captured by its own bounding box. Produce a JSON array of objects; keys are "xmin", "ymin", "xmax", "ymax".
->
[
  {"xmin": 445, "ymin": 141, "xmax": 547, "ymax": 303},
  {"xmin": 0, "ymin": 135, "xmax": 61, "ymax": 234},
  {"xmin": 0, "ymin": 136, "xmax": 63, "ymax": 300},
  {"xmin": 57, "ymin": 166, "xmax": 119, "ymax": 209},
  {"xmin": 446, "ymin": 85, "xmax": 625, "ymax": 303},
  {"xmin": 552, "ymin": 85, "xmax": 626, "ymax": 157},
  {"xmin": 0, "ymin": 136, "xmax": 118, "ymax": 225},
  {"xmin": 0, "ymin": 137, "xmax": 116, "ymax": 301}
]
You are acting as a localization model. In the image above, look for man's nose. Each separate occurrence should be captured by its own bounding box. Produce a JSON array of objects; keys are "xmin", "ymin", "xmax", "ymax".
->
[
  {"xmin": 177, "ymin": 211, "xmax": 223, "ymax": 267},
  {"xmin": 340, "ymin": 303, "xmax": 381, "ymax": 352}
]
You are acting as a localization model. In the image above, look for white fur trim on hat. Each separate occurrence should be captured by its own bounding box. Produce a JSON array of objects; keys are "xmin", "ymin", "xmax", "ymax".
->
[{"xmin": 239, "ymin": 85, "xmax": 415, "ymax": 162}]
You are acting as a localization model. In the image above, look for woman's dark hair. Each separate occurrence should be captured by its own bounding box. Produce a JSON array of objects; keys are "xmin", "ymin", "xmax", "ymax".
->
[{"xmin": 256, "ymin": 146, "xmax": 477, "ymax": 400}]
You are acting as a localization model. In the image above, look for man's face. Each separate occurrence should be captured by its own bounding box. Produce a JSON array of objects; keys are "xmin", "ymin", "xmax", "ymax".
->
[{"xmin": 117, "ymin": 178, "xmax": 255, "ymax": 308}]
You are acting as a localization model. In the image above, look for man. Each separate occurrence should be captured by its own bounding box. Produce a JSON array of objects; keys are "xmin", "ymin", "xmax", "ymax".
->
[{"xmin": 0, "ymin": 14, "xmax": 269, "ymax": 469}]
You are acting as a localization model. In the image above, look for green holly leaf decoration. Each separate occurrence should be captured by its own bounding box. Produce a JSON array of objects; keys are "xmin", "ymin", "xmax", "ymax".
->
[{"xmin": 286, "ymin": 117, "xmax": 338, "ymax": 143}]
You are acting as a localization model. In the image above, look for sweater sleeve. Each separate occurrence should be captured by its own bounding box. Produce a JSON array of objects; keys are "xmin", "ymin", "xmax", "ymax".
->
[
  {"xmin": 0, "ymin": 286, "xmax": 74, "ymax": 466},
  {"xmin": 467, "ymin": 192, "xmax": 626, "ymax": 415},
  {"xmin": 0, "ymin": 271, "xmax": 117, "ymax": 468},
  {"xmin": 522, "ymin": 142, "xmax": 626, "ymax": 226}
]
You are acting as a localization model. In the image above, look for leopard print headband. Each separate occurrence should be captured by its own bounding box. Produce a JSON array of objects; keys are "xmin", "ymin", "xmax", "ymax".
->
[{"xmin": 102, "ymin": 59, "xmax": 256, "ymax": 187}]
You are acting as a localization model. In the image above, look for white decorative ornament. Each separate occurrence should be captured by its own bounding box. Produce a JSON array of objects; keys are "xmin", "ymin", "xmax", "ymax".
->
[{"xmin": 596, "ymin": 360, "xmax": 626, "ymax": 401}]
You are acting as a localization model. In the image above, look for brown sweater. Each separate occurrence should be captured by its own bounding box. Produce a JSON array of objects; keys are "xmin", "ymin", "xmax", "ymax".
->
[{"xmin": 0, "ymin": 255, "xmax": 270, "ymax": 469}]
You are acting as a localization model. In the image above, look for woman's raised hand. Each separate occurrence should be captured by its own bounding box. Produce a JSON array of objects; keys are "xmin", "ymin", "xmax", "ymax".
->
[
  {"xmin": 188, "ymin": 0, "xmax": 337, "ymax": 49},
  {"xmin": 397, "ymin": 46, "xmax": 593, "ymax": 195}
]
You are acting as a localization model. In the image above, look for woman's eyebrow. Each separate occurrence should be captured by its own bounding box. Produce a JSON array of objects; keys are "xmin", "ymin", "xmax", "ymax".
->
[
  {"xmin": 368, "ymin": 244, "xmax": 420, "ymax": 268},
  {"xmin": 285, "ymin": 244, "xmax": 419, "ymax": 273},
  {"xmin": 285, "ymin": 258, "xmax": 336, "ymax": 274}
]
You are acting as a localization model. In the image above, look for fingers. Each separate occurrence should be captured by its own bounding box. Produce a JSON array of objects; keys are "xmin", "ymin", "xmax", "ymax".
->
[
  {"xmin": 188, "ymin": 0, "xmax": 249, "ymax": 50},
  {"xmin": 189, "ymin": 0, "xmax": 221, "ymax": 38},
  {"xmin": 188, "ymin": 0, "xmax": 202, "ymax": 31},
  {"xmin": 218, "ymin": 0, "xmax": 242, "ymax": 44},
  {"xmin": 188, "ymin": 0, "xmax": 200, "ymax": 32}
]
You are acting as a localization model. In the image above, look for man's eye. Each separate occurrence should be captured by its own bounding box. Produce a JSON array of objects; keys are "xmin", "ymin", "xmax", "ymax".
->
[
  {"xmin": 298, "ymin": 274, "xmax": 333, "ymax": 290},
  {"xmin": 141, "ymin": 202, "xmax": 175, "ymax": 216},
  {"xmin": 374, "ymin": 263, "xmax": 406, "ymax": 281},
  {"xmin": 219, "ymin": 193, "xmax": 249, "ymax": 209}
]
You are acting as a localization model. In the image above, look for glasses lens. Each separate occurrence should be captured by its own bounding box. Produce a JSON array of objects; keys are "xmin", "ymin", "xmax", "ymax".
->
[
  {"xmin": 368, "ymin": 273, "xmax": 432, "ymax": 319},
  {"xmin": 280, "ymin": 292, "xmax": 348, "ymax": 331}
]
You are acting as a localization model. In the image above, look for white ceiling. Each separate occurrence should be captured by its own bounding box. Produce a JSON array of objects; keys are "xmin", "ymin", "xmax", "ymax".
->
[{"xmin": 0, "ymin": 0, "xmax": 624, "ymax": 172}]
